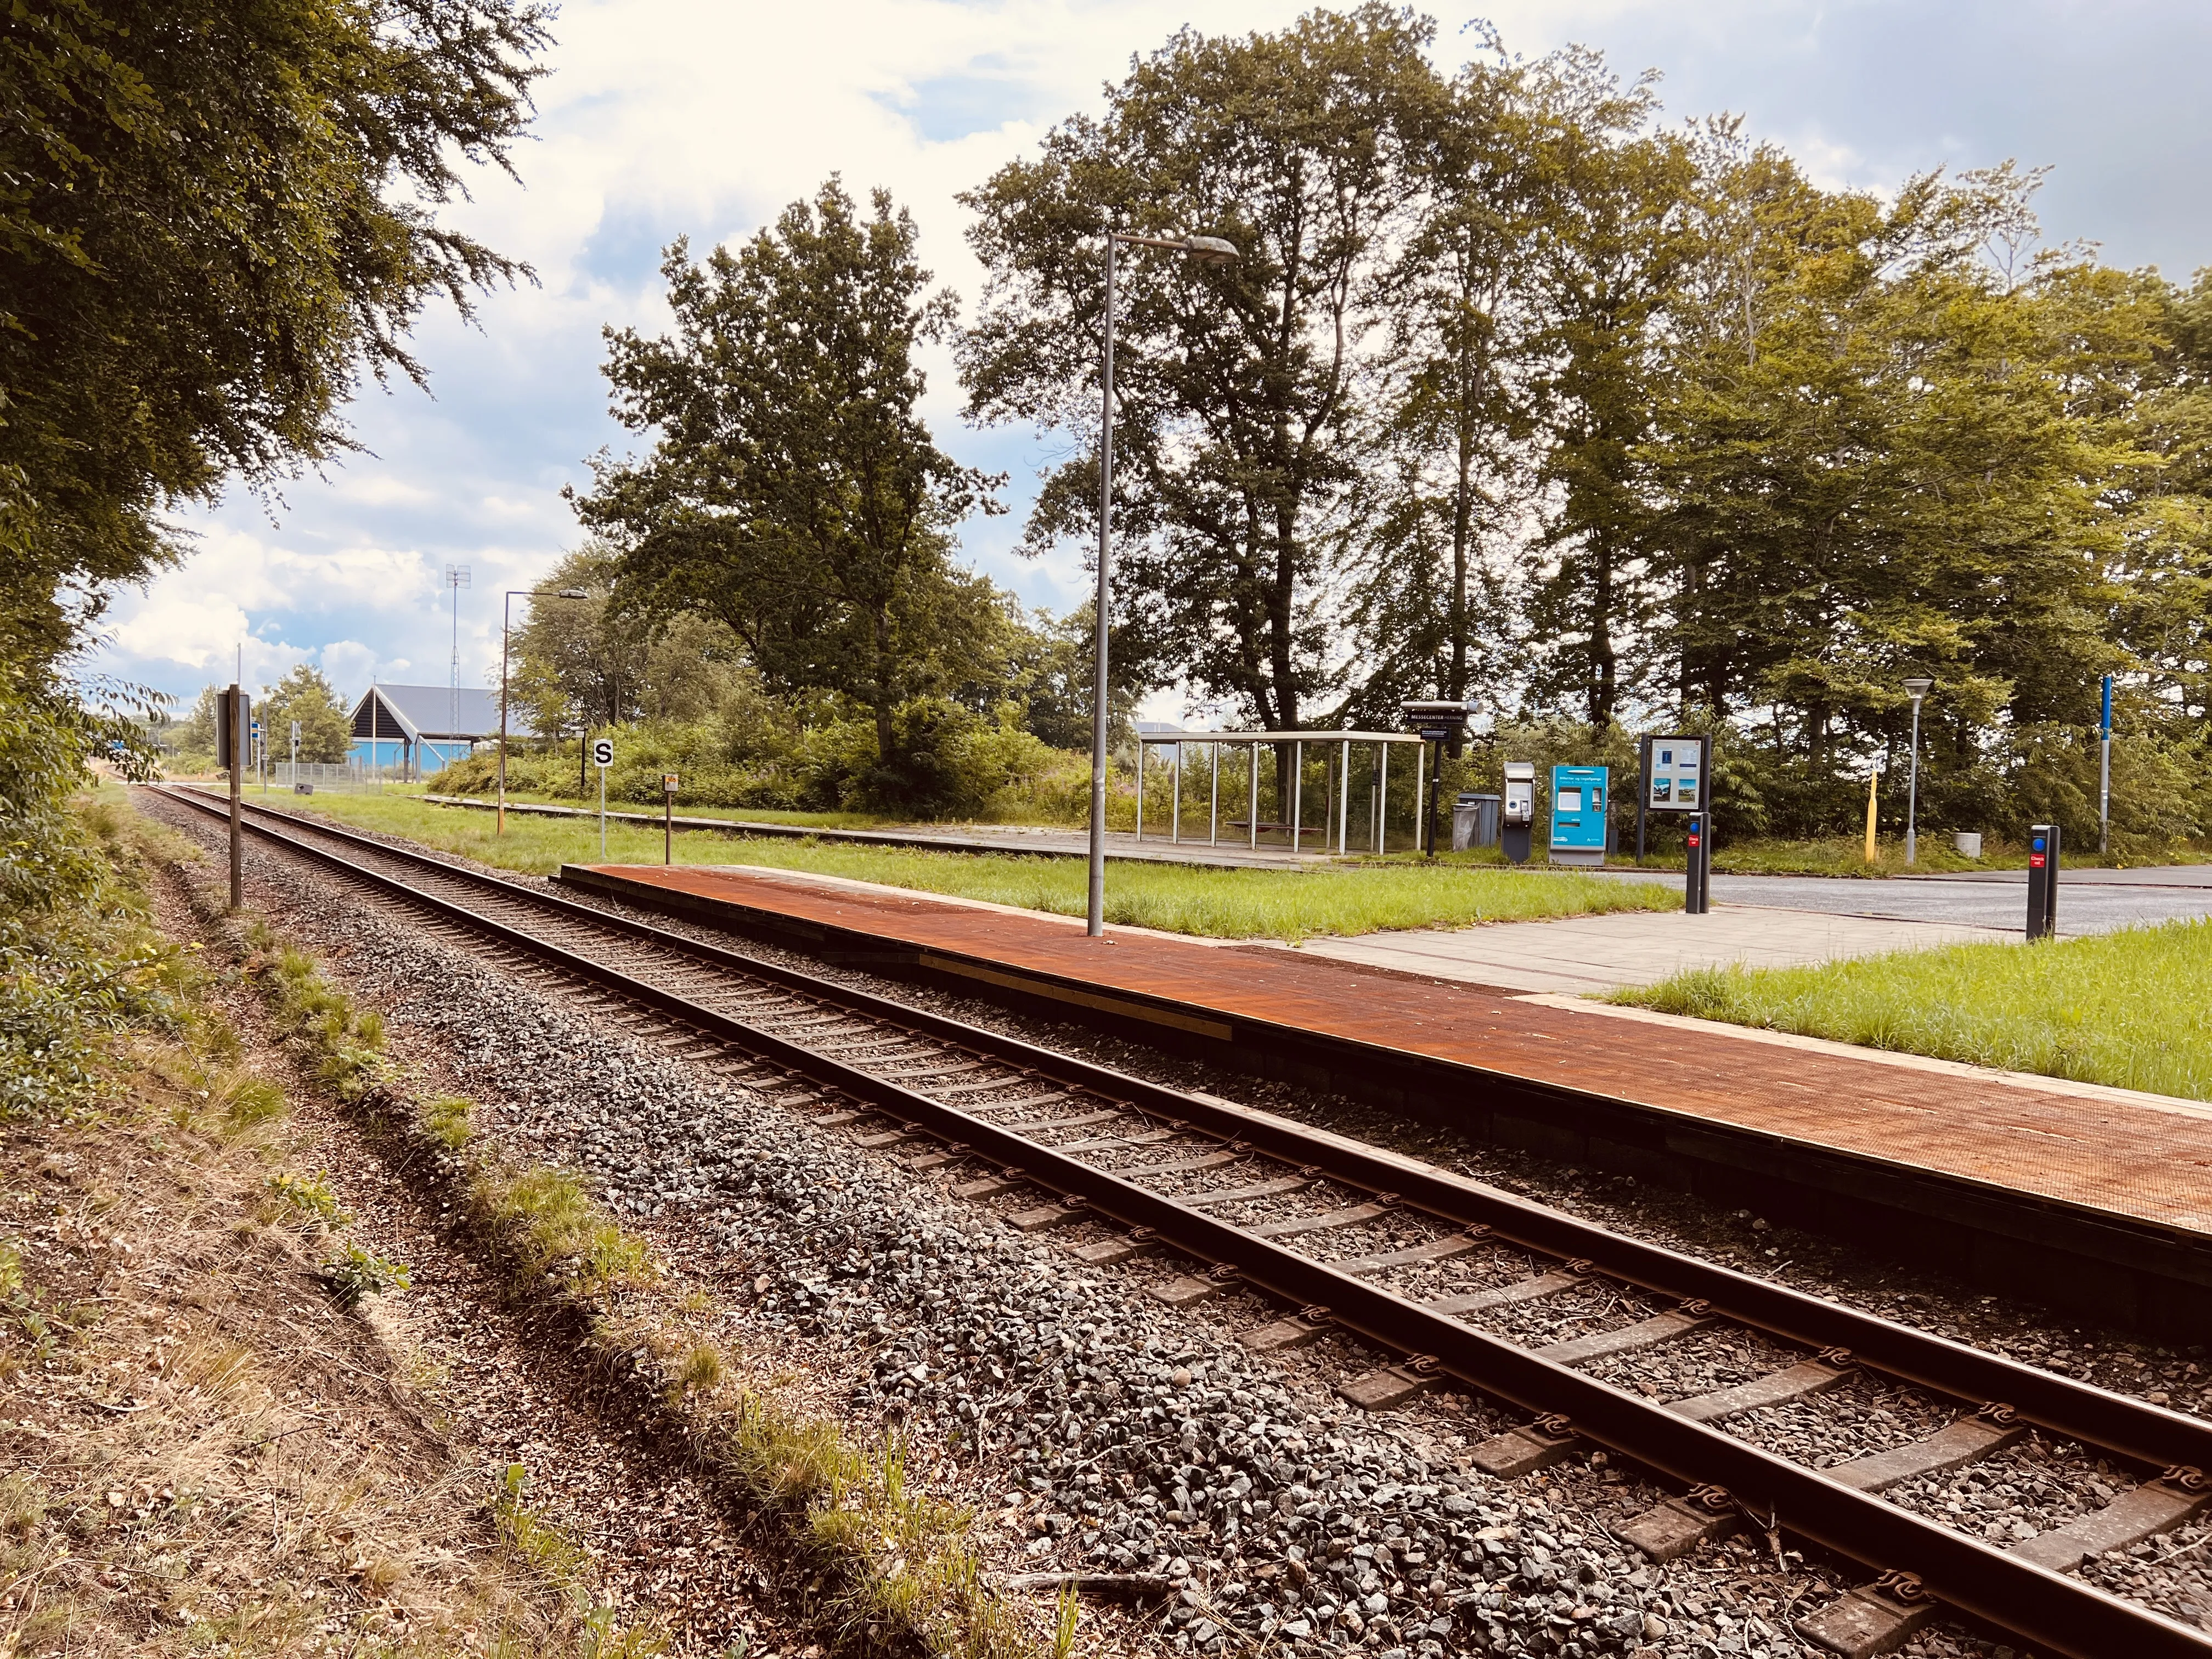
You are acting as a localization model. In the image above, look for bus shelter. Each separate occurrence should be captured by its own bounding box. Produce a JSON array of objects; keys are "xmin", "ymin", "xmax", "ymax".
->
[{"xmin": 1132, "ymin": 730, "xmax": 1432, "ymax": 855}]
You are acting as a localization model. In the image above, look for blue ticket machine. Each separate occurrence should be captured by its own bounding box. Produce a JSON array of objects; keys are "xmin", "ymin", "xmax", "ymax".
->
[{"xmin": 1549, "ymin": 764, "xmax": 1609, "ymax": 867}]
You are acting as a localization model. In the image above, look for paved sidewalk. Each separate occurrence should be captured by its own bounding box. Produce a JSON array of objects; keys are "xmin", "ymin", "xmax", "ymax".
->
[
  {"xmin": 1898, "ymin": 864, "xmax": 2212, "ymax": 887},
  {"xmin": 1694, "ymin": 872, "xmax": 2212, "ymax": 935},
  {"xmin": 1298, "ymin": 904, "xmax": 2010, "ymax": 995}
]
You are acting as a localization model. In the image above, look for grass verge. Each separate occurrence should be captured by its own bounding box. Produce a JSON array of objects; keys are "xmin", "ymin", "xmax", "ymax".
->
[
  {"xmin": 1612, "ymin": 918, "xmax": 2212, "ymax": 1101},
  {"xmin": 2, "ymin": 907, "xmax": 644, "ymax": 1655},
  {"xmin": 187, "ymin": 786, "xmax": 1680, "ymax": 941},
  {"xmin": 148, "ymin": 803, "xmax": 1044, "ymax": 1658},
  {"xmin": 431, "ymin": 786, "xmax": 892, "ymax": 832}
]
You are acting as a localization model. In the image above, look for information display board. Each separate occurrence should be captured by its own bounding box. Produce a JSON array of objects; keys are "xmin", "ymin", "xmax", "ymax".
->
[{"xmin": 1645, "ymin": 735, "xmax": 1708, "ymax": 813}]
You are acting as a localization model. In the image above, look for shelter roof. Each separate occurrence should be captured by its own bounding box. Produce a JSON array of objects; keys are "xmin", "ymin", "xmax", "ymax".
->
[{"xmin": 1135, "ymin": 729, "xmax": 1426, "ymax": 744}]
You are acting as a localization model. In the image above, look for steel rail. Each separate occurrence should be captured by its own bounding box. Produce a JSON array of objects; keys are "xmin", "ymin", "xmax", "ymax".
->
[
  {"xmin": 163, "ymin": 789, "xmax": 2212, "ymax": 1471},
  {"xmin": 155, "ymin": 786, "xmax": 2212, "ymax": 1657}
]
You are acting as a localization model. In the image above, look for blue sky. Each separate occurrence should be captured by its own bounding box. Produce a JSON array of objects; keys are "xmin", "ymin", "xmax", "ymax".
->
[{"xmin": 96, "ymin": 0, "xmax": 2212, "ymax": 718}]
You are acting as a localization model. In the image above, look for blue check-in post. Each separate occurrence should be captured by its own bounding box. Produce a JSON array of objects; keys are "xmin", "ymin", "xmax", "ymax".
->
[{"xmin": 1548, "ymin": 764, "xmax": 1609, "ymax": 868}]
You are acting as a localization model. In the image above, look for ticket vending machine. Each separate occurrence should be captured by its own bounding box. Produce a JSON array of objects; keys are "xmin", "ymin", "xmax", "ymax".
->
[
  {"xmin": 1501, "ymin": 761, "xmax": 1536, "ymax": 864},
  {"xmin": 1548, "ymin": 764, "xmax": 1609, "ymax": 867}
]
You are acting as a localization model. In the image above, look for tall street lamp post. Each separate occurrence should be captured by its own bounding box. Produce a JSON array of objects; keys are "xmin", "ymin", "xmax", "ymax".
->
[
  {"xmin": 1902, "ymin": 676, "xmax": 1934, "ymax": 864},
  {"xmin": 1088, "ymin": 229, "xmax": 1238, "ymax": 938},
  {"xmin": 500, "ymin": 586, "xmax": 591, "ymax": 835}
]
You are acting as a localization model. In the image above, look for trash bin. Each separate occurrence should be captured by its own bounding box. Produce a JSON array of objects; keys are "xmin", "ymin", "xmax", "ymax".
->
[{"xmin": 1453, "ymin": 793, "xmax": 1500, "ymax": 851}]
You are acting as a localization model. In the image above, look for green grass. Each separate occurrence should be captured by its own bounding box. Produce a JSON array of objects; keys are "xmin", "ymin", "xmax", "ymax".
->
[
  {"xmin": 427, "ymin": 783, "xmax": 890, "ymax": 831},
  {"xmin": 226, "ymin": 785, "xmax": 1681, "ymax": 943},
  {"xmin": 1615, "ymin": 919, "xmax": 2212, "ymax": 1100},
  {"xmin": 1608, "ymin": 834, "xmax": 2056, "ymax": 876}
]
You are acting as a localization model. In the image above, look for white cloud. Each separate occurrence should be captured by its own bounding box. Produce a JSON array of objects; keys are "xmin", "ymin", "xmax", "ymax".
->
[
  {"xmin": 318, "ymin": 641, "xmax": 383, "ymax": 697},
  {"xmin": 87, "ymin": 0, "xmax": 2212, "ymax": 711}
]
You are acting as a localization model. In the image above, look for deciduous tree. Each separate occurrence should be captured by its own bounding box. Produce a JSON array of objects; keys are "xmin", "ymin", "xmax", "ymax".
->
[
  {"xmin": 960, "ymin": 4, "xmax": 1439, "ymax": 731},
  {"xmin": 258, "ymin": 666, "xmax": 353, "ymax": 764},
  {"xmin": 577, "ymin": 182, "xmax": 1005, "ymax": 765}
]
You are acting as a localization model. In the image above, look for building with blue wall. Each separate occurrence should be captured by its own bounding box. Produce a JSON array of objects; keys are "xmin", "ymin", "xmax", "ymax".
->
[{"xmin": 348, "ymin": 685, "xmax": 520, "ymax": 779}]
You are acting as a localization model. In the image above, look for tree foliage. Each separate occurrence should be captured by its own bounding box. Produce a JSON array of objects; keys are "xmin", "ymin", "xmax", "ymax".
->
[
  {"xmin": 957, "ymin": 9, "xmax": 2212, "ymax": 851},
  {"xmin": 507, "ymin": 546, "xmax": 747, "ymax": 742},
  {"xmin": 0, "ymin": 0, "xmax": 547, "ymax": 1113},
  {"xmin": 961, "ymin": 4, "xmax": 1438, "ymax": 731},
  {"xmin": 0, "ymin": 0, "xmax": 550, "ymax": 668},
  {"xmin": 258, "ymin": 666, "xmax": 353, "ymax": 765},
  {"xmin": 577, "ymin": 182, "xmax": 1006, "ymax": 769}
]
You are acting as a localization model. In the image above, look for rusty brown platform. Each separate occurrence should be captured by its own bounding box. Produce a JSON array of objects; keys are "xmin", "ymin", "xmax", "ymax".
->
[{"xmin": 562, "ymin": 861, "xmax": 2212, "ymax": 1336}]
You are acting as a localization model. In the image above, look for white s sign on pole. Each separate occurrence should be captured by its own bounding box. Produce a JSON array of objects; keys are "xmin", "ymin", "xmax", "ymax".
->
[{"xmin": 592, "ymin": 737, "xmax": 614, "ymax": 859}]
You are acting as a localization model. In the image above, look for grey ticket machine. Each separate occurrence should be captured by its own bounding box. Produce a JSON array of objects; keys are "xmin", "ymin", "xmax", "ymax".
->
[{"xmin": 1501, "ymin": 760, "xmax": 1535, "ymax": 864}]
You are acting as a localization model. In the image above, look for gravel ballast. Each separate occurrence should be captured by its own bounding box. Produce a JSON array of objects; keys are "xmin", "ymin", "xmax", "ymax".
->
[{"xmin": 143, "ymin": 794, "xmax": 2212, "ymax": 1652}]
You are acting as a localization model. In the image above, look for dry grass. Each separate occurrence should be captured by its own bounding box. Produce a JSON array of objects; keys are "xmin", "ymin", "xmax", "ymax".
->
[{"xmin": 0, "ymin": 1036, "xmax": 643, "ymax": 1658}]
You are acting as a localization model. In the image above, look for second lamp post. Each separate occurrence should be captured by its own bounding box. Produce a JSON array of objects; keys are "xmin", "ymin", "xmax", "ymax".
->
[
  {"xmin": 1087, "ymin": 229, "xmax": 1238, "ymax": 938},
  {"xmin": 1902, "ymin": 675, "xmax": 1934, "ymax": 864}
]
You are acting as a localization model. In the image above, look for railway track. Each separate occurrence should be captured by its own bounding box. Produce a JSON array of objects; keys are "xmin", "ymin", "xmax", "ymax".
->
[{"xmin": 154, "ymin": 785, "xmax": 2212, "ymax": 1657}]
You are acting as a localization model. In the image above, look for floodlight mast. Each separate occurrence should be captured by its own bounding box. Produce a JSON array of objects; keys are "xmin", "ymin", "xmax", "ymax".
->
[
  {"xmin": 1088, "ymin": 229, "xmax": 1238, "ymax": 938},
  {"xmin": 445, "ymin": 564, "xmax": 471, "ymax": 772}
]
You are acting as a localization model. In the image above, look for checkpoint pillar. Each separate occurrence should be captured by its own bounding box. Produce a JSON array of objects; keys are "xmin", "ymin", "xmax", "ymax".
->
[
  {"xmin": 1644, "ymin": 734, "xmax": 1713, "ymax": 916},
  {"xmin": 1685, "ymin": 811, "xmax": 1712, "ymax": 915},
  {"xmin": 2026, "ymin": 822, "xmax": 2061, "ymax": 940}
]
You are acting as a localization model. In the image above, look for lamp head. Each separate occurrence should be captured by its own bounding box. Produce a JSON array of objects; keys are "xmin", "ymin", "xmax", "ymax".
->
[
  {"xmin": 1182, "ymin": 234, "xmax": 1239, "ymax": 263},
  {"xmin": 556, "ymin": 588, "xmax": 590, "ymax": 600},
  {"xmin": 1902, "ymin": 676, "xmax": 1934, "ymax": 699}
]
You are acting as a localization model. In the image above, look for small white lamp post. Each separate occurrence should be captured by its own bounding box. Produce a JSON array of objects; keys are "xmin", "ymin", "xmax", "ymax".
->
[{"xmin": 1902, "ymin": 676, "xmax": 1934, "ymax": 864}]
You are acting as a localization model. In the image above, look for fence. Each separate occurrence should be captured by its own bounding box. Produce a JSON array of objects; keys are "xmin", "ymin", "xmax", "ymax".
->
[{"xmin": 178, "ymin": 759, "xmax": 420, "ymax": 792}]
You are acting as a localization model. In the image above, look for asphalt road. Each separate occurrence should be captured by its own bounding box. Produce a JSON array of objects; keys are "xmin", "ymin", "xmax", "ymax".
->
[{"xmin": 1600, "ymin": 865, "xmax": 2212, "ymax": 936}]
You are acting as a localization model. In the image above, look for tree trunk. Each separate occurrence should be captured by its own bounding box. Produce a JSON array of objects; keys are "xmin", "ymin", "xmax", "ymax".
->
[
  {"xmin": 872, "ymin": 606, "xmax": 896, "ymax": 763},
  {"xmin": 1271, "ymin": 506, "xmax": 1300, "ymax": 732},
  {"xmin": 1588, "ymin": 536, "xmax": 1617, "ymax": 730},
  {"xmin": 1449, "ymin": 379, "xmax": 1476, "ymax": 702}
]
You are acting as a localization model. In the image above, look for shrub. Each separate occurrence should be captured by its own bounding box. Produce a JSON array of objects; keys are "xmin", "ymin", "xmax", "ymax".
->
[
  {"xmin": 320, "ymin": 1242, "xmax": 411, "ymax": 1308},
  {"xmin": 1, "ymin": 703, "xmax": 188, "ymax": 1119},
  {"xmin": 429, "ymin": 699, "xmax": 1088, "ymax": 823},
  {"xmin": 268, "ymin": 1171, "xmax": 347, "ymax": 1227}
]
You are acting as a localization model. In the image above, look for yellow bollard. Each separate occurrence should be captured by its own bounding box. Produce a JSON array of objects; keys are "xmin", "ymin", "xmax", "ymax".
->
[{"xmin": 1864, "ymin": 768, "xmax": 1880, "ymax": 864}]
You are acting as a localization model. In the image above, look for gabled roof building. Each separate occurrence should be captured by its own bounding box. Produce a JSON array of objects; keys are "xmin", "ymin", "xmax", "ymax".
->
[{"xmin": 349, "ymin": 684, "xmax": 521, "ymax": 777}]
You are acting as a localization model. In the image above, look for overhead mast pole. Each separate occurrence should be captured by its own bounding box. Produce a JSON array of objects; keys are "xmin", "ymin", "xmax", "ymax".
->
[{"xmin": 446, "ymin": 565, "xmax": 470, "ymax": 776}]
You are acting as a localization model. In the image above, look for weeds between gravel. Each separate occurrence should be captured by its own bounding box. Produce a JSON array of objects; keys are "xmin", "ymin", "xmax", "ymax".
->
[
  {"xmin": 146, "ymin": 791, "xmax": 2115, "ymax": 1655},
  {"xmin": 1615, "ymin": 917, "xmax": 2212, "ymax": 1100},
  {"xmin": 157, "ymin": 819, "xmax": 1043, "ymax": 1659}
]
